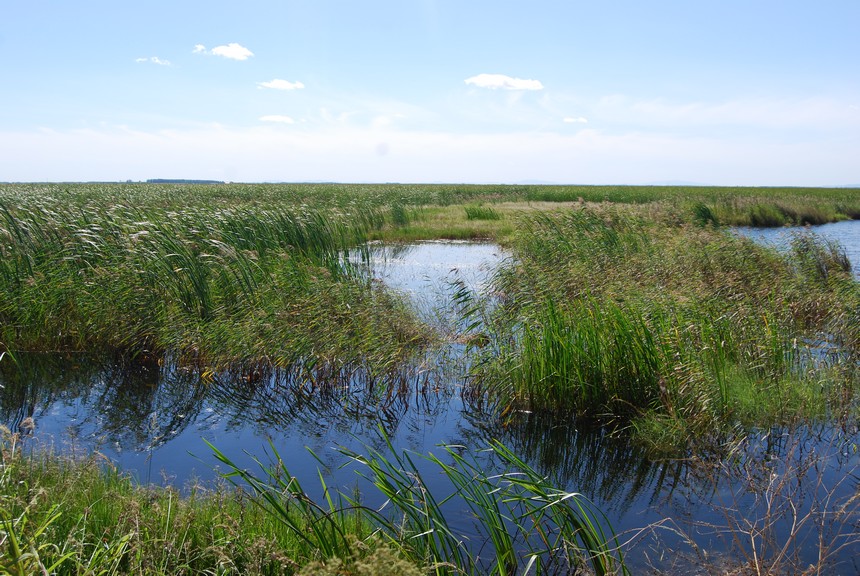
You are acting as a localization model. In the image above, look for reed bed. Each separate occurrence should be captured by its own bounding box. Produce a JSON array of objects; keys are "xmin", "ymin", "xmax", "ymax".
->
[
  {"xmin": 0, "ymin": 196, "xmax": 427, "ymax": 376},
  {"xmin": 3, "ymin": 183, "xmax": 858, "ymax": 232},
  {"xmin": 469, "ymin": 206, "xmax": 860, "ymax": 447},
  {"xmin": 2, "ymin": 182, "xmax": 860, "ymax": 572}
]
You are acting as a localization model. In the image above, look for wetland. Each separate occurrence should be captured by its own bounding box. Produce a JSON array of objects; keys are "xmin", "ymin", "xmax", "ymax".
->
[{"xmin": 1, "ymin": 183, "xmax": 860, "ymax": 575}]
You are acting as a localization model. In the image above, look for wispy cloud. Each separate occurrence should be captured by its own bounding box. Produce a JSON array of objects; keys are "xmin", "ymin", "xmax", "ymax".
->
[
  {"xmin": 135, "ymin": 56, "xmax": 171, "ymax": 66},
  {"xmin": 259, "ymin": 115, "xmax": 295, "ymax": 124},
  {"xmin": 193, "ymin": 43, "xmax": 254, "ymax": 61},
  {"xmin": 563, "ymin": 117, "xmax": 588, "ymax": 124},
  {"xmin": 258, "ymin": 79, "xmax": 305, "ymax": 91},
  {"xmin": 465, "ymin": 73, "xmax": 543, "ymax": 91}
]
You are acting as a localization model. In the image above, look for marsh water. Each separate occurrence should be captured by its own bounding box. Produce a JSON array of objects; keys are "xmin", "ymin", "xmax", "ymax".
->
[{"xmin": 3, "ymin": 227, "xmax": 860, "ymax": 573}]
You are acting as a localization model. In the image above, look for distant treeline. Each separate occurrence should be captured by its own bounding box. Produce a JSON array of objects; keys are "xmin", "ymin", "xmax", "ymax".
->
[{"xmin": 146, "ymin": 179, "xmax": 225, "ymax": 184}]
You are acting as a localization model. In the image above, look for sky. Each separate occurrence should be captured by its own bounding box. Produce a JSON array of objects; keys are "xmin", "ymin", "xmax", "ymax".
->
[{"xmin": 1, "ymin": 1, "xmax": 859, "ymax": 185}]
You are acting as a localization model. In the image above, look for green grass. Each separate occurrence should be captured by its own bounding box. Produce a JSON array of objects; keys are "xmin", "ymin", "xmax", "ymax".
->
[
  {"xmin": 1, "ymin": 182, "xmax": 857, "ymax": 424},
  {"xmin": 210, "ymin": 434, "xmax": 626, "ymax": 576},
  {"xmin": 2, "ymin": 182, "xmax": 857, "ymax": 441},
  {"xmin": 464, "ymin": 204, "xmax": 502, "ymax": 221},
  {"xmin": 0, "ymin": 430, "xmax": 356, "ymax": 575},
  {"xmin": 0, "ymin": 198, "xmax": 428, "ymax": 377},
  {"xmin": 468, "ymin": 205, "xmax": 860, "ymax": 448},
  {"xmin": 0, "ymin": 426, "xmax": 625, "ymax": 575}
]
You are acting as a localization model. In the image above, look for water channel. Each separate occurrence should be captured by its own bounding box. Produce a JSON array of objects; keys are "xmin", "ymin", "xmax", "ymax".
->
[{"xmin": 2, "ymin": 224, "xmax": 860, "ymax": 573}]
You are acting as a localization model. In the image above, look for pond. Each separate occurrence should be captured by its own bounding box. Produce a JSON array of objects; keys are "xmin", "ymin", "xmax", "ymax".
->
[{"xmin": 3, "ymin": 235, "xmax": 860, "ymax": 573}]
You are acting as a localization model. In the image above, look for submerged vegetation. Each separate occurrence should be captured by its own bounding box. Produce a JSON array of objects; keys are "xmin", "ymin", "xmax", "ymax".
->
[{"xmin": 1, "ymin": 182, "xmax": 859, "ymax": 573}]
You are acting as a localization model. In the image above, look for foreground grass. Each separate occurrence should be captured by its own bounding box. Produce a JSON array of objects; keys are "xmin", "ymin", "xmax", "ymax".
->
[
  {"xmin": 0, "ymin": 430, "xmax": 371, "ymax": 575},
  {"xmin": 0, "ymin": 429, "xmax": 626, "ymax": 575}
]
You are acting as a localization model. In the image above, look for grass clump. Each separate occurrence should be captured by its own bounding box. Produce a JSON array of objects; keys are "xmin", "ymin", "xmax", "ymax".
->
[
  {"xmin": 0, "ymin": 429, "xmax": 318, "ymax": 574},
  {"xmin": 691, "ymin": 202, "xmax": 719, "ymax": 227},
  {"xmin": 0, "ymin": 199, "xmax": 428, "ymax": 376},
  {"xmin": 298, "ymin": 541, "xmax": 424, "ymax": 576},
  {"xmin": 470, "ymin": 205, "xmax": 860, "ymax": 448},
  {"xmin": 211, "ymin": 435, "xmax": 627, "ymax": 576},
  {"xmin": 464, "ymin": 204, "xmax": 502, "ymax": 221}
]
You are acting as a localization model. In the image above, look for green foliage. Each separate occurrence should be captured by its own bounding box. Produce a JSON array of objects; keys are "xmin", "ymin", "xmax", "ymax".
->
[
  {"xmin": 0, "ymin": 504, "xmax": 76, "ymax": 576},
  {"xmin": 0, "ymin": 182, "xmax": 858, "ymax": 572},
  {"xmin": 507, "ymin": 298, "xmax": 664, "ymax": 416},
  {"xmin": 210, "ymin": 436, "xmax": 627, "ymax": 576},
  {"xmin": 472, "ymin": 205, "xmax": 859, "ymax": 446},
  {"xmin": 748, "ymin": 203, "xmax": 787, "ymax": 227},
  {"xmin": 297, "ymin": 540, "xmax": 424, "ymax": 576},
  {"xmin": 692, "ymin": 202, "xmax": 719, "ymax": 227},
  {"xmin": 464, "ymin": 204, "xmax": 502, "ymax": 221},
  {"xmin": 0, "ymin": 197, "xmax": 428, "ymax": 373},
  {"xmin": 0, "ymin": 430, "xmax": 313, "ymax": 575},
  {"xmin": 389, "ymin": 203, "xmax": 411, "ymax": 227}
]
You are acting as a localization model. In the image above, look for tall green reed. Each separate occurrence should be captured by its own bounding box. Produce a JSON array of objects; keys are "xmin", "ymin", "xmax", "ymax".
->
[
  {"xmin": 0, "ymin": 198, "xmax": 425, "ymax": 371},
  {"xmin": 471, "ymin": 206, "xmax": 858, "ymax": 441},
  {"xmin": 209, "ymin": 435, "xmax": 627, "ymax": 575}
]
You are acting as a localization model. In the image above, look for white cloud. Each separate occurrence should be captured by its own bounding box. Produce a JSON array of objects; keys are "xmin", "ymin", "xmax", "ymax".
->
[
  {"xmin": 135, "ymin": 56, "xmax": 171, "ymax": 66},
  {"xmin": 259, "ymin": 115, "xmax": 295, "ymax": 124},
  {"xmin": 211, "ymin": 43, "xmax": 254, "ymax": 61},
  {"xmin": 465, "ymin": 73, "xmax": 543, "ymax": 91},
  {"xmin": 258, "ymin": 79, "xmax": 305, "ymax": 91},
  {"xmin": 563, "ymin": 117, "xmax": 588, "ymax": 124},
  {"xmin": 192, "ymin": 43, "xmax": 253, "ymax": 60}
]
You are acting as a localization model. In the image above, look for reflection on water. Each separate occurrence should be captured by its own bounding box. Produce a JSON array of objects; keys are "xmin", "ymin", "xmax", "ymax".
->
[
  {"xmin": 351, "ymin": 241, "xmax": 508, "ymax": 329},
  {"xmin": 2, "ymin": 240, "xmax": 860, "ymax": 572}
]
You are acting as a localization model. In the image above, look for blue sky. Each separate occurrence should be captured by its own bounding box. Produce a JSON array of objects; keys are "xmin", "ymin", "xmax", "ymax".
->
[{"xmin": 1, "ymin": 1, "xmax": 858, "ymax": 185}]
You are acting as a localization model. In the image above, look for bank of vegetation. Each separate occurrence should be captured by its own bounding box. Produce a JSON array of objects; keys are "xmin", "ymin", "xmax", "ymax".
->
[{"xmin": 466, "ymin": 206, "xmax": 859, "ymax": 452}]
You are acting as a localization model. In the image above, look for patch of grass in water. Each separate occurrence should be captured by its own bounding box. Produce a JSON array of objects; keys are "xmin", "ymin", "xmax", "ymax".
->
[
  {"xmin": 0, "ymin": 200, "xmax": 429, "ymax": 374},
  {"xmin": 470, "ymin": 204, "xmax": 860, "ymax": 447}
]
